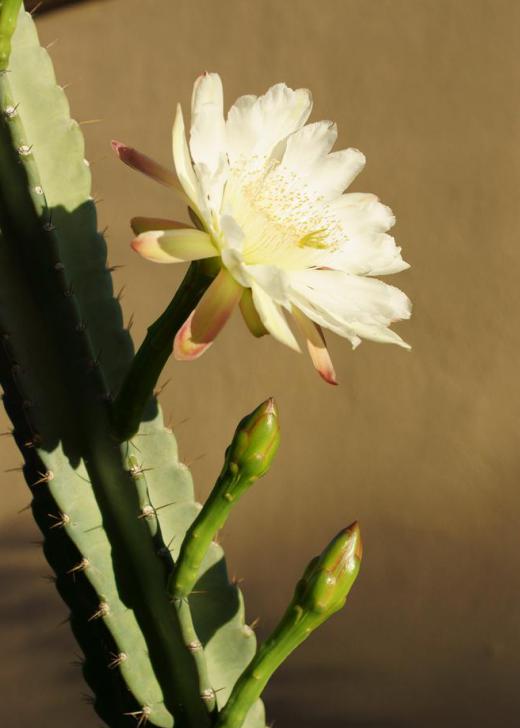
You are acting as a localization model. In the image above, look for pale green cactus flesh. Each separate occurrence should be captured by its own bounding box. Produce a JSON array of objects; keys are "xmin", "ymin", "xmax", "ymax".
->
[{"xmin": 0, "ymin": 8, "xmax": 266, "ymax": 728}]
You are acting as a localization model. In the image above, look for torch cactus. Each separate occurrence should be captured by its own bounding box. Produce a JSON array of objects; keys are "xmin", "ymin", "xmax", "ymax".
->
[{"xmin": 0, "ymin": 3, "xmax": 411, "ymax": 727}]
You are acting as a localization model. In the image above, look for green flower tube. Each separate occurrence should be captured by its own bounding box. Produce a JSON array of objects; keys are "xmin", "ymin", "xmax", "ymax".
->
[
  {"xmin": 169, "ymin": 397, "xmax": 280, "ymax": 601},
  {"xmin": 216, "ymin": 523, "xmax": 363, "ymax": 728}
]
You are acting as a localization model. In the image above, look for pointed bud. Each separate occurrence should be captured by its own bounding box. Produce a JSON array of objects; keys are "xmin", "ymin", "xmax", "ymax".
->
[
  {"xmin": 225, "ymin": 398, "xmax": 280, "ymax": 484},
  {"xmin": 296, "ymin": 522, "xmax": 362, "ymax": 617}
]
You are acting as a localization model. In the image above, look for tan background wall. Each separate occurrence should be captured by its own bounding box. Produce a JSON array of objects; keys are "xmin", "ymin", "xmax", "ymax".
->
[{"xmin": 1, "ymin": 1, "xmax": 519, "ymax": 726}]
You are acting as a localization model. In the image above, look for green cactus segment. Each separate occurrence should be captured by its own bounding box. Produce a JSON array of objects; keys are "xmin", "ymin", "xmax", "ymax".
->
[
  {"xmin": 216, "ymin": 524, "xmax": 363, "ymax": 728},
  {"xmin": 0, "ymin": 10, "xmax": 209, "ymax": 728},
  {"xmin": 0, "ymin": 12, "xmax": 269, "ymax": 728},
  {"xmin": 6, "ymin": 7, "xmax": 133, "ymax": 395},
  {"xmin": 0, "ymin": 0, "xmax": 22, "ymax": 69},
  {"xmin": 170, "ymin": 398, "xmax": 280, "ymax": 601}
]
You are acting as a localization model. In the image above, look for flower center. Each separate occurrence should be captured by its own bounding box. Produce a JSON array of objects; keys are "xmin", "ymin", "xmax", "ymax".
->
[{"xmin": 222, "ymin": 156, "xmax": 343, "ymax": 270}]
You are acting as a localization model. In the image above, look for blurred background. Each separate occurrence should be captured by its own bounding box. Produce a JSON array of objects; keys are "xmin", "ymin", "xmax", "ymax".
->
[{"xmin": 2, "ymin": 0, "xmax": 520, "ymax": 726}]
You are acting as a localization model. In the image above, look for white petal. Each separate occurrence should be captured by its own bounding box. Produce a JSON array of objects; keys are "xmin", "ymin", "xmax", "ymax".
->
[
  {"xmin": 246, "ymin": 264, "xmax": 291, "ymax": 307},
  {"xmin": 289, "ymin": 269, "xmax": 411, "ymax": 349},
  {"xmin": 251, "ymin": 282, "xmax": 300, "ymax": 352},
  {"xmin": 327, "ymin": 233, "xmax": 410, "ymax": 276},
  {"xmin": 189, "ymin": 73, "xmax": 228, "ymax": 212},
  {"xmin": 310, "ymin": 148, "xmax": 366, "ymax": 199},
  {"xmin": 226, "ymin": 83, "xmax": 313, "ymax": 163},
  {"xmin": 172, "ymin": 103, "xmax": 205, "ymax": 216},
  {"xmin": 280, "ymin": 121, "xmax": 337, "ymax": 175},
  {"xmin": 190, "ymin": 72, "xmax": 226, "ymax": 173},
  {"xmin": 131, "ymin": 229, "xmax": 217, "ymax": 264},
  {"xmin": 331, "ymin": 193, "xmax": 395, "ymax": 235}
]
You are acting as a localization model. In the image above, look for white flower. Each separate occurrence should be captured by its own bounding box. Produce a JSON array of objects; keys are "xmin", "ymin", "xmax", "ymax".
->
[{"xmin": 113, "ymin": 72, "xmax": 411, "ymax": 384}]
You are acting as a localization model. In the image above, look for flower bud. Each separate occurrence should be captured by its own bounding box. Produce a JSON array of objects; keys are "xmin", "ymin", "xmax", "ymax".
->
[
  {"xmin": 296, "ymin": 522, "xmax": 362, "ymax": 617},
  {"xmin": 225, "ymin": 398, "xmax": 280, "ymax": 484}
]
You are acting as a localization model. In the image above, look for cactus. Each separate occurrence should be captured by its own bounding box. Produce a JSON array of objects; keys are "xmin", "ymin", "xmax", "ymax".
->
[{"xmin": 0, "ymin": 5, "xmax": 362, "ymax": 728}]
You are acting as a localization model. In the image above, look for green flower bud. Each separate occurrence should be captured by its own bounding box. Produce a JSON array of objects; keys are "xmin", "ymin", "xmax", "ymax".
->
[
  {"xmin": 296, "ymin": 522, "xmax": 362, "ymax": 617},
  {"xmin": 225, "ymin": 397, "xmax": 280, "ymax": 485}
]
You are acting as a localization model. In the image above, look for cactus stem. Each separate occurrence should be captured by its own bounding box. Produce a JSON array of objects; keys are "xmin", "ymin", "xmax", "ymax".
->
[
  {"xmin": 111, "ymin": 261, "xmax": 217, "ymax": 441},
  {"xmin": 138, "ymin": 505, "xmax": 155, "ymax": 520}
]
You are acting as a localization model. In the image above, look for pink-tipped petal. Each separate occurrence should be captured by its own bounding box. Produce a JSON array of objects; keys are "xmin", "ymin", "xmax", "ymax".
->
[
  {"xmin": 292, "ymin": 307, "xmax": 338, "ymax": 385},
  {"xmin": 131, "ymin": 217, "xmax": 194, "ymax": 235},
  {"xmin": 174, "ymin": 269, "xmax": 242, "ymax": 361},
  {"xmin": 131, "ymin": 229, "xmax": 217, "ymax": 265},
  {"xmin": 111, "ymin": 140, "xmax": 183, "ymax": 192}
]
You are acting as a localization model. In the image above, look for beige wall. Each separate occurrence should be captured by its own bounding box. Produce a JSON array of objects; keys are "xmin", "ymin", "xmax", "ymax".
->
[{"xmin": 1, "ymin": 1, "xmax": 520, "ymax": 725}]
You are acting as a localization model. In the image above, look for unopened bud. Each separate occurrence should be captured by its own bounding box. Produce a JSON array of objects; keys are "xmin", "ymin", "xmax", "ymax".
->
[
  {"xmin": 296, "ymin": 522, "xmax": 362, "ymax": 617},
  {"xmin": 225, "ymin": 398, "xmax": 280, "ymax": 484}
]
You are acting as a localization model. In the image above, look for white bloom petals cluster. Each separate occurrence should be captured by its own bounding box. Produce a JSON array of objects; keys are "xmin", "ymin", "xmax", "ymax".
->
[{"xmin": 115, "ymin": 72, "xmax": 411, "ymax": 384}]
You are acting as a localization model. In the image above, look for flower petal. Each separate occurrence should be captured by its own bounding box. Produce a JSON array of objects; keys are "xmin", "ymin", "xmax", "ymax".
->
[
  {"xmin": 310, "ymin": 147, "xmax": 366, "ymax": 199},
  {"xmin": 111, "ymin": 140, "xmax": 183, "ymax": 191},
  {"xmin": 130, "ymin": 217, "xmax": 193, "ymax": 235},
  {"xmin": 331, "ymin": 193, "xmax": 395, "ymax": 235},
  {"xmin": 281, "ymin": 120, "xmax": 337, "ymax": 175},
  {"xmin": 292, "ymin": 307, "xmax": 338, "ymax": 385},
  {"xmin": 190, "ymin": 72, "xmax": 226, "ymax": 174},
  {"xmin": 289, "ymin": 269, "xmax": 411, "ymax": 349},
  {"xmin": 327, "ymin": 232, "xmax": 410, "ymax": 276},
  {"xmin": 131, "ymin": 229, "xmax": 217, "ymax": 264},
  {"xmin": 251, "ymin": 282, "xmax": 300, "ymax": 352},
  {"xmin": 174, "ymin": 269, "xmax": 242, "ymax": 360},
  {"xmin": 172, "ymin": 103, "xmax": 205, "ymax": 216},
  {"xmin": 226, "ymin": 83, "xmax": 313, "ymax": 163},
  {"xmin": 239, "ymin": 288, "xmax": 269, "ymax": 337}
]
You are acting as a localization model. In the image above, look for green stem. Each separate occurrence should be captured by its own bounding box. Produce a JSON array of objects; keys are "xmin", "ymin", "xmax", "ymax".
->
[
  {"xmin": 169, "ymin": 399, "xmax": 280, "ymax": 601},
  {"xmin": 216, "ymin": 525, "xmax": 362, "ymax": 728},
  {"xmin": 111, "ymin": 261, "xmax": 216, "ymax": 441},
  {"xmin": 171, "ymin": 473, "xmax": 239, "ymax": 600},
  {"xmin": 0, "ymin": 0, "xmax": 22, "ymax": 70},
  {"xmin": 216, "ymin": 606, "xmax": 316, "ymax": 728}
]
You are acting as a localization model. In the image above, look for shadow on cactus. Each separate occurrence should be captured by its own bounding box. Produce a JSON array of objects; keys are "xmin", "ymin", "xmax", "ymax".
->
[{"xmin": 0, "ymin": 2, "xmax": 412, "ymax": 727}]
